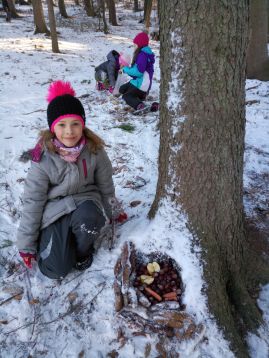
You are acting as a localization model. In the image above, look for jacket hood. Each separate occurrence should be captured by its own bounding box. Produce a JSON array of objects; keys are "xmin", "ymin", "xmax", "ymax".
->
[
  {"xmin": 141, "ymin": 46, "xmax": 155, "ymax": 64},
  {"xmin": 107, "ymin": 50, "xmax": 119, "ymax": 62}
]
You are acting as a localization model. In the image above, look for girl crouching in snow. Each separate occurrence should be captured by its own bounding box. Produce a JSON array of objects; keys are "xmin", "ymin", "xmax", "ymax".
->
[
  {"xmin": 119, "ymin": 32, "xmax": 158, "ymax": 113},
  {"xmin": 17, "ymin": 81, "xmax": 127, "ymax": 279}
]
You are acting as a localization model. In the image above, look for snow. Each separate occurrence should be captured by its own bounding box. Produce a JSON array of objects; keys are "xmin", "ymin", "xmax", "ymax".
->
[{"xmin": 0, "ymin": 4, "xmax": 268, "ymax": 358}]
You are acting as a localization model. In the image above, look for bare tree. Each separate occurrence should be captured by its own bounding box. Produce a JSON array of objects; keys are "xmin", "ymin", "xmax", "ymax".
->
[
  {"xmin": 133, "ymin": 0, "xmax": 139, "ymax": 12},
  {"xmin": 83, "ymin": 0, "xmax": 95, "ymax": 16},
  {"xmin": 47, "ymin": 0, "xmax": 60, "ymax": 53},
  {"xmin": 106, "ymin": 0, "xmax": 118, "ymax": 25},
  {"xmin": 247, "ymin": 0, "xmax": 269, "ymax": 80},
  {"xmin": 97, "ymin": 0, "xmax": 108, "ymax": 34},
  {"xmin": 144, "ymin": 0, "xmax": 152, "ymax": 29},
  {"xmin": 32, "ymin": 0, "xmax": 50, "ymax": 34},
  {"xmin": 7, "ymin": 0, "xmax": 19, "ymax": 18},
  {"xmin": 58, "ymin": 0, "xmax": 69, "ymax": 18},
  {"xmin": 149, "ymin": 1, "xmax": 269, "ymax": 356}
]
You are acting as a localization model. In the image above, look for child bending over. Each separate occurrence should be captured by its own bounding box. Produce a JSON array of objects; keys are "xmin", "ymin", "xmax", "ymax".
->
[{"xmin": 119, "ymin": 32, "xmax": 158, "ymax": 112}]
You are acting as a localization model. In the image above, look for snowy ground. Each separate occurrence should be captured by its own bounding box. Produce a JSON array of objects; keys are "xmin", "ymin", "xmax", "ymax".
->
[{"xmin": 0, "ymin": 5, "xmax": 268, "ymax": 358}]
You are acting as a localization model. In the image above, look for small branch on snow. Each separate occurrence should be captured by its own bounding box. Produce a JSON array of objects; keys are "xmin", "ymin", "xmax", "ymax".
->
[
  {"xmin": 22, "ymin": 109, "xmax": 46, "ymax": 115},
  {"xmin": 0, "ymin": 291, "xmax": 24, "ymax": 306}
]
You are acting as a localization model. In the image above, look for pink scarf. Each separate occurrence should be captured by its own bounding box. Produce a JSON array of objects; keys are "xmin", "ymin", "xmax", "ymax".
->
[{"xmin": 52, "ymin": 136, "xmax": 86, "ymax": 163}]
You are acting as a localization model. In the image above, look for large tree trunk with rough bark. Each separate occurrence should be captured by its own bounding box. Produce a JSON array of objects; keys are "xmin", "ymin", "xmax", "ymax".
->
[
  {"xmin": 58, "ymin": 0, "xmax": 69, "ymax": 18},
  {"xmin": 247, "ymin": 0, "xmax": 269, "ymax": 80},
  {"xmin": 32, "ymin": 0, "xmax": 50, "ymax": 34},
  {"xmin": 149, "ymin": 1, "xmax": 267, "ymax": 356},
  {"xmin": 106, "ymin": 0, "xmax": 118, "ymax": 25},
  {"xmin": 47, "ymin": 0, "xmax": 60, "ymax": 53}
]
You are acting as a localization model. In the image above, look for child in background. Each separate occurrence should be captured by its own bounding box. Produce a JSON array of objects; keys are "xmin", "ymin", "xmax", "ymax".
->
[
  {"xmin": 119, "ymin": 32, "xmax": 158, "ymax": 112},
  {"xmin": 112, "ymin": 52, "xmax": 132, "ymax": 96},
  {"xmin": 17, "ymin": 81, "xmax": 127, "ymax": 279},
  {"xmin": 95, "ymin": 50, "xmax": 120, "ymax": 93}
]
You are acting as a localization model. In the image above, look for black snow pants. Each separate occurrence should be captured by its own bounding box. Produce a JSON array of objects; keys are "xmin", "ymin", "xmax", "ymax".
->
[
  {"xmin": 119, "ymin": 82, "xmax": 147, "ymax": 110},
  {"xmin": 37, "ymin": 200, "xmax": 105, "ymax": 279}
]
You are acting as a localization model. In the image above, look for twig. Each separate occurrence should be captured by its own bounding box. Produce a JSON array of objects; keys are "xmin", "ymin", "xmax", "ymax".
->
[
  {"xmin": 22, "ymin": 109, "xmax": 46, "ymax": 115},
  {"xmin": 4, "ymin": 321, "xmax": 36, "ymax": 335},
  {"xmin": 0, "ymin": 291, "xmax": 24, "ymax": 306},
  {"xmin": 144, "ymin": 287, "xmax": 162, "ymax": 301},
  {"xmin": 25, "ymin": 269, "xmax": 39, "ymax": 340}
]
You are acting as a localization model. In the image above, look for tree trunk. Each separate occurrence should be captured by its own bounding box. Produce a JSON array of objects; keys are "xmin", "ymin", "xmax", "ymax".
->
[
  {"xmin": 246, "ymin": 0, "xmax": 269, "ymax": 80},
  {"xmin": 83, "ymin": 0, "xmax": 95, "ymax": 16},
  {"xmin": 7, "ymin": 0, "xmax": 19, "ymax": 18},
  {"xmin": 99, "ymin": 0, "xmax": 108, "ymax": 34},
  {"xmin": 106, "ymin": 0, "xmax": 118, "ymax": 25},
  {"xmin": 133, "ymin": 0, "xmax": 139, "ymax": 12},
  {"xmin": 149, "ymin": 1, "xmax": 265, "ymax": 356},
  {"xmin": 144, "ymin": 0, "xmax": 152, "ymax": 31},
  {"xmin": 47, "ymin": 0, "xmax": 60, "ymax": 53},
  {"xmin": 58, "ymin": 0, "xmax": 69, "ymax": 18},
  {"xmin": 32, "ymin": 0, "xmax": 50, "ymax": 34}
]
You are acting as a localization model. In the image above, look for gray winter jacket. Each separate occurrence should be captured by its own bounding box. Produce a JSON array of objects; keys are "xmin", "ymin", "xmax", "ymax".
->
[
  {"xmin": 95, "ymin": 50, "xmax": 120, "ymax": 87},
  {"xmin": 17, "ymin": 145, "xmax": 115, "ymax": 254}
]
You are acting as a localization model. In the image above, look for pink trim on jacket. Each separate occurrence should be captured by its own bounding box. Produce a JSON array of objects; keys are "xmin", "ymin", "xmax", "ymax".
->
[{"xmin": 82, "ymin": 159, "xmax": 88, "ymax": 178}]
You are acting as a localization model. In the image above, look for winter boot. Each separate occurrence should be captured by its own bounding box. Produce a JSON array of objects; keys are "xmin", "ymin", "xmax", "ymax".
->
[
  {"xmin": 75, "ymin": 253, "xmax": 93, "ymax": 271},
  {"xmin": 96, "ymin": 81, "xmax": 106, "ymax": 91},
  {"xmin": 150, "ymin": 102, "xmax": 159, "ymax": 112},
  {"xmin": 133, "ymin": 102, "xmax": 151, "ymax": 115}
]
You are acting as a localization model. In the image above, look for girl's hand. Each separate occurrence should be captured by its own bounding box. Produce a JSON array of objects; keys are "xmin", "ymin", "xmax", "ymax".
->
[
  {"xmin": 19, "ymin": 252, "xmax": 36, "ymax": 269},
  {"xmin": 115, "ymin": 212, "xmax": 128, "ymax": 223}
]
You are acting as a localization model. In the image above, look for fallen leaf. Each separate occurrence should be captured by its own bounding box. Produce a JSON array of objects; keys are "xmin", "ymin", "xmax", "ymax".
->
[
  {"xmin": 147, "ymin": 262, "xmax": 160, "ymax": 274},
  {"xmin": 130, "ymin": 200, "xmax": 141, "ymax": 207},
  {"xmin": 140, "ymin": 275, "xmax": 154, "ymax": 285}
]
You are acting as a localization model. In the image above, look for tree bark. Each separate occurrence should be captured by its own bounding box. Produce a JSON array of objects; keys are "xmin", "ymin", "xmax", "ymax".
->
[
  {"xmin": 133, "ymin": 0, "xmax": 139, "ymax": 12},
  {"xmin": 144, "ymin": 0, "xmax": 152, "ymax": 31},
  {"xmin": 246, "ymin": 0, "xmax": 269, "ymax": 80},
  {"xmin": 106, "ymin": 0, "xmax": 118, "ymax": 25},
  {"xmin": 149, "ymin": 1, "xmax": 265, "ymax": 356},
  {"xmin": 32, "ymin": 0, "xmax": 50, "ymax": 34},
  {"xmin": 58, "ymin": 0, "xmax": 69, "ymax": 18},
  {"xmin": 7, "ymin": 0, "xmax": 20, "ymax": 18},
  {"xmin": 99, "ymin": 0, "xmax": 108, "ymax": 34},
  {"xmin": 47, "ymin": 0, "xmax": 60, "ymax": 53},
  {"xmin": 83, "ymin": 0, "xmax": 95, "ymax": 16}
]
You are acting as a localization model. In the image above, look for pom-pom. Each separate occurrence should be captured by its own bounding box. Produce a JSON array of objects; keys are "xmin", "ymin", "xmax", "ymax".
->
[
  {"xmin": 47, "ymin": 80, "xmax": 76, "ymax": 103},
  {"xmin": 119, "ymin": 53, "xmax": 131, "ymax": 67}
]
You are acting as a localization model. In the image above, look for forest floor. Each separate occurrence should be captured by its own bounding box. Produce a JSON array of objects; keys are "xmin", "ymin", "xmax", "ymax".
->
[{"xmin": 0, "ymin": 4, "xmax": 268, "ymax": 358}]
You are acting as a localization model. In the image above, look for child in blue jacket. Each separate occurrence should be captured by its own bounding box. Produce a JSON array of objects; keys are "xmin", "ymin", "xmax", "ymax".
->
[{"xmin": 119, "ymin": 32, "xmax": 158, "ymax": 112}]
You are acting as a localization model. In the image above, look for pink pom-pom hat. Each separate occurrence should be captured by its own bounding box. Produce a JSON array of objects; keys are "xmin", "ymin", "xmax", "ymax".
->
[
  {"xmin": 133, "ymin": 32, "xmax": 149, "ymax": 48},
  {"xmin": 119, "ymin": 53, "xmax": 131, "ymax": 67},
  {"xmin": 47, "ymin": 81, "xmax": 76, "ymax": 103},
  {"xmin": 46, "ymin": 80, "xmax": 86, "ymax": 132}
]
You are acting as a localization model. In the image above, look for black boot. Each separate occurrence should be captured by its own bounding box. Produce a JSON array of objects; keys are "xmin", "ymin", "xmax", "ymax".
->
[{"xmin": 75, "ymin": 253, "xmax": 93, "ymax": 271}]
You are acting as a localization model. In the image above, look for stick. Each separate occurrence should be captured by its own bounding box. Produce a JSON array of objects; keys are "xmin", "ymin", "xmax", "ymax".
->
[
  {"xmin": 108, "ymin": 197, "xmax": 117, "ymax": 250},
  {"xmin": 144, "ymin": 287, "xmax": 162, "ymax": 301},
  {"xmin": 163, "ymin": 291, "xmax": 177, "ymax": 299},
  {"xmin": 0, "ymin": 291, "xmax": 24, "ymax": 306}
]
